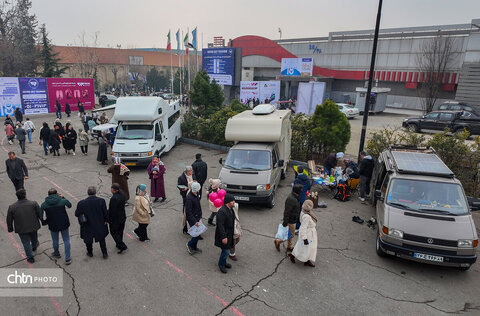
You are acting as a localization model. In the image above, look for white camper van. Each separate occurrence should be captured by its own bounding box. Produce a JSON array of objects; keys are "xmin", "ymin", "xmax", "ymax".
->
[
  {"xmin": 112, "ymin": 97, "xmax": 181, "ymax": 166},
  {"xmin": 219, "ymin": 104, "xmax": 291, "ymax": 208}
]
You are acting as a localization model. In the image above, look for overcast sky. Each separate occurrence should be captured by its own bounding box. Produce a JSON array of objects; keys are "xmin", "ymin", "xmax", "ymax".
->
[{"xmin": 32, "ymin": 0, "xmax": 480, "ymax": 49}]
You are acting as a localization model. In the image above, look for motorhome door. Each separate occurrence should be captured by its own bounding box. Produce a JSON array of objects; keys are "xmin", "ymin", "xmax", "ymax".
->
[{"xmin": 154, "ymin": 121, "xmax": 166, "ymax": 155}]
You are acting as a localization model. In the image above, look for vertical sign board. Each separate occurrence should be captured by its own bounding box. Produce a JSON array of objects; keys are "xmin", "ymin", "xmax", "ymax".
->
[
  {"xmin": 240, "ymin": 81, "xmax": 260, "ymax": 104},
  {"xmin": 0, "ymin": 77, "xmax": 21, "ymax": 117},
  {"xmin": 47, "ymin": 78, "xmax": 95, "ymax": 112},
  {"xmin": 281, "ymin": 58, "xmax": 313, "ymax": 77},
  {"xmin": 18, "ymin": 78, "xmax": 50, "ymax": 114},
  {"xmin": 258, "ymin": 81, "xmax": 281, "ymax": 105},
  {"xmin": 202, "ymin": 48, "xmax": 235, "ymax": 85}
]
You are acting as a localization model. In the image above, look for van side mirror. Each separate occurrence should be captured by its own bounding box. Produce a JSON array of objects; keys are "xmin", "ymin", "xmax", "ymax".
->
[
  {"xmin": 374, "ymin": 190, "xmax": 383, "ymax": 201},
  {"xmin": 278, "ymin": 160, "xmax": 284, "ymax": 167},
  {"xmin": 219, "ymin": 158, "xmax": 223, "ymax": 165}
]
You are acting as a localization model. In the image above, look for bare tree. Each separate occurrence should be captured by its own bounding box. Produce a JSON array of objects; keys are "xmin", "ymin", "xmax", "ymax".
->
[
  {"xmin": 72, "ymin": 31, "xmax": 100, "ymax": 78},
  {"xmin": 416, "ymin": 36, "xmax": 457, "ymax": 113}
]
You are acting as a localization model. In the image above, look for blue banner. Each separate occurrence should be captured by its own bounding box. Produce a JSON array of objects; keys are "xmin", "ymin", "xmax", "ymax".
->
[
  {"xmin": 0, "ymin": 77, "xmax": 21, "ymax": 117},
  {"xmin": 202, "ymin": 48, "xmax": 235, "ymax": 86},
  {"xmin": 18, "ymin": 77, "xmax": 50, "ymax": 114}
]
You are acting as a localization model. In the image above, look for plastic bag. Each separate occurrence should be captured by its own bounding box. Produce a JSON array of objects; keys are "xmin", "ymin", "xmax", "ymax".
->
[
  {"xmin": 188, "ymin": 221, "xmax": 207, "ymax": 237},
  {"xmin": 275, "ymin": 223, "xmax": 289, "ymax": 241}
]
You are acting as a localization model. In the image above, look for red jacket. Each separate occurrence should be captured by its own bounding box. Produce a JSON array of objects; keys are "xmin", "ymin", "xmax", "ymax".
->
[{"xmin": 5, "ymin": 124, "xmax": 14, "ymax": 136}]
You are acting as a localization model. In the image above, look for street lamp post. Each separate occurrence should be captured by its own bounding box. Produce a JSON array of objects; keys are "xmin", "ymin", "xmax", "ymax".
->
[{"xmin": 358, "ymin": 0, "xmax": 383, "ymax": 160}]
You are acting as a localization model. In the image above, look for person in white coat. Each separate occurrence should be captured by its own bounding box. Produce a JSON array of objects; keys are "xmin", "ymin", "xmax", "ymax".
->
[{"xmin": 289, "ymin": 199, "xmax": 317, "ymax": 267}]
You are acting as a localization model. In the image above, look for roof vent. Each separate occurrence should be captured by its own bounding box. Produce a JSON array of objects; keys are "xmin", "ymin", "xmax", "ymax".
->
[{"xmin": 252, "ymin": 104, "xmax": 275, "ymax": 115}]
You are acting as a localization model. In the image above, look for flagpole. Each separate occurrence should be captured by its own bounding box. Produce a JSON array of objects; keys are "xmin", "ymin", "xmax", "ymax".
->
[
  {"xmin": 188, "ymin": 27, "xmax": 191, "ymax": 92},
  {"xmin": 170, "ymin": 51, "xmax": 173, "ymax": 94}
]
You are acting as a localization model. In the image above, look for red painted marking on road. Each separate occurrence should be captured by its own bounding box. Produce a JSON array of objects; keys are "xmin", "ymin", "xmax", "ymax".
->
[
  {"xmin": 0, "ymin": 218, "xmax": 64, "ymax": 316},
  {"xmin": 41, "ymin": 177, "xmax": 244, "ymax": 316},
  {"xmin": 42, "ymin": 176, "xmax": 80, "ymax": 202},
  {"xmin": 1, "ymin": 136, "xmax": 9, "ymax": 153}
]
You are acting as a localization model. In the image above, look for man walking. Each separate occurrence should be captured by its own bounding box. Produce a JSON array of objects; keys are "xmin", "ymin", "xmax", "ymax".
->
[
  {"xmin": 6, "ymin": 152, "xmax": 28, "ymax": 191},
  {"xmin": 178, "ymin": 166, "xmax": 196, "ymax": 234},
  {"xmin": 75, "ymin": 186, "xmax": 109, "ymax": 259},
  {"xmin": 41, "ymin": 188, "xmax": 73, "ymax": 265},
  {"xmin": 185, "ymin": 182, "xmax": 203, "ymax": 254},
  {"xmin": 55, "ymin": 100, "xmax": 62, "ymax": 119},
  {"xmin": 215, "ymin": 194, "xmax": 236, "ymax": 273},
  {"xmin": 274, "ymin": 184, "xmax": 302, "ymax": 253},
  {"xmin": 23, "ymin": 118, "xmax": 35, "ymax": 143},
  {"xmin": 192, "ymin": 153, "xmax": 207, "ymax": 199},
  {"xmin": 7, "ymin": 189, "xmax": 41, "ymax": 263},
  {"xmin": 14, "ymin": 122, "xmax": 27, "ymax": 154},
  {"xmin": 108, "ymin": 183, "xmax": 127, "ymax": 254},
  {"xmin": 358, "ymin": 151, "xmax": 375, "ymax": 202}
]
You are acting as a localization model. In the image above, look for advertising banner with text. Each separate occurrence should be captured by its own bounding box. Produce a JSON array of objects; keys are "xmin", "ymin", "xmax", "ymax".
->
[
  {"xmin": 18, "ymin": 78, "xmax": 50, "ymax": 115},
  {"xmin": 280, "ymin": 58, "xmax": 313, "ymax": 76},
  {"xmin": 0, "ymin": 77, "xmax": 22, "ymax": 117},
  {"xmin": 47, "ymin": 78, "xmax": 95, "ymax": 112}
]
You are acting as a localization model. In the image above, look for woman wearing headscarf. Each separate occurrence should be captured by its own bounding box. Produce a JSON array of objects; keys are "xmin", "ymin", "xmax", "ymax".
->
[
  {"xmin": 147, "ymin": 156, "xmax": 166, "ymax": 202},
  {"xmin": 97, "ymin": 132, "xmax": 108, "ymax": 165},
  {"xmin": 289, "ymin": 200, "xmax": 318, "ymax": 267},
  {"xmin": 206, "ymin": 178, "xmax": 222, "ymax": 226},
  {"xmin": 108, "ymin": 157, "xmax": 130, "ymax": 204},
  {"xmin": 65, "ymin": 125, "xmax": 77, "ymax": 155},
  {"xmin": 78, "ymin": 128, "xmax": 89, "ymax": 155},
  {"xmin": 49, "ymin": 126, "xmax": 61, "ymax": 156},
  {"xmin": 65, "ymin": 102, "xmax": 71, "ymax": 117},
  {"xmin": 132, "ymin": 184, "xmax": 153, "ymax": 242}
]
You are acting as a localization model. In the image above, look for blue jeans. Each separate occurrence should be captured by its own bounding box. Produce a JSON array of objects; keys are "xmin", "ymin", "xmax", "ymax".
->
[
  {"xmin": 26, "ymin": 129, "xmax": 32, "ymax": 143},
  {"xmin": 42, "ymin": 140, "xmax": 49, "ymax": 154},
  {"xmin": 18, "ymin": 231, "xmax": 38, "ymax": 259},
  {"xmin": 51, "ymin": 229, "xmax": 71, "ymax": 261},
  {"xmin": 56, "ymin": 109, "xmax": 62, "ymax": 119},
  {"xmin": 325, "ymin": 168, "xmax": 332, "ymax": 176},
  {"xmin": 187, "ymin": 235, "xmax": 200, "ymax": 250},
  {"xmin": 218, "ymin": 248, "xmax": 230, "ymax": 267}
]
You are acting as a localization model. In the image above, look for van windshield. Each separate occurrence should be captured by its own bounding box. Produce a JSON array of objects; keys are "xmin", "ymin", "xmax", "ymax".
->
[
  {"xmin": 225, "ymin": 149, "xmax": 271, "ymax": 171},
  {"xmin": 386, "ymin": 179, "xmax": 468, "ymax": 215},
  {"xmin": 116, "ymin": 124, "xmax": 153, "ymax": 140}
]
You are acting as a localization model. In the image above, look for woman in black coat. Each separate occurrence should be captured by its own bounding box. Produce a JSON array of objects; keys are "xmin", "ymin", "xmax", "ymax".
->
[
  {"xmin": 214, "ymin": 194, "xmax": 236, "ymax": 273},
  {"xmin": 78, "ymin": 101, "xmax": 85, "ymax": 117},
  {"xmin": 49, "ymin": 128, "xmax": 61, "ymax": 156},
  {"xmin": 97, "ymin": 133, "xmax": 108, "ymax": 165},
  {"xmin": 65, "ymin": 102, "xmax": 71, "ymax": 117},
  {"xmin": 14, "ymin": 107, "xmax": 23, "ymax": 123},
  {"xmin": 65, "ymin": 125, "xmax": 77, "ymax": 155}
]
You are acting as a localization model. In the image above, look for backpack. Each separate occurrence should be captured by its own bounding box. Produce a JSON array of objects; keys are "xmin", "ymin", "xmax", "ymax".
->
[{"xmin": 336, "ymin": 183, "xmax": 351, "ymax": 202}]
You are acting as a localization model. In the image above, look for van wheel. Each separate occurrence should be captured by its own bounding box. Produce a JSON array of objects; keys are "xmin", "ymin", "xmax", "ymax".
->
[
  {"xmin": 267, "ymin": 191, "xmax": 276, "ymax": 208},
  {"xmin": 376, "ymin": 231, "xmax": 387, "ymax": 257}
]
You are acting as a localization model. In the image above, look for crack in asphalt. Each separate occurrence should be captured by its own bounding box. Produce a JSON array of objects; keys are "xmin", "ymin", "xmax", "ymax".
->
[
  {"xmin": 215, "ymin": 256, "xmax": 288, "ymax": 316},
  {"xmin": 363, "ymin": 286, "xmax": 436, "ymax": 304},
  {"xmin": 42, "ymin": 250, "xmax": 81, "ymax": 316},
  {"xmin": 0, "ymin": 258, "xmax": 28, "ymax": 268}
]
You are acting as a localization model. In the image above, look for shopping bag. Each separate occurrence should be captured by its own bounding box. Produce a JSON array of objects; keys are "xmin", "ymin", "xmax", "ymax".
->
[
  {"xmin": 275, "ymin": 223, "xmax": 289, "ymax": 241},
  {"xmin": 188, "ymin": 221, "xmax": 207, "ymax": 237}
]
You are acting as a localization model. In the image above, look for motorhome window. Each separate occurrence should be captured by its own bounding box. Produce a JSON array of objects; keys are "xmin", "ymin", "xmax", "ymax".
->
[
  {"xmin": 386, "ymin": 179, "xmax": 468, "ymax": 215},
  {"xmin": 168, "ymin": 111, "xmax": 180, "ymax": 128},
  {"xmin": 116, "ymin": 124, "xmax": 153, "ymax": 140},
  {"xmin": 225, "ymin": 149, "xmax": 271, "ymax": 171}
]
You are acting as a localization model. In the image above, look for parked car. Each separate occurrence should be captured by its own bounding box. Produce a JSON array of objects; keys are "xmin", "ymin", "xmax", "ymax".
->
[
  {"xmin": 436, "ymin": 101, "xmax": 480, "ymax": 114},
  {"xmin": 91, "ymin": 118, "xmax": 118, "ymax": 140},
  {"xmin": 99, "ymin": 94, "xmax": 117, "ymax": 107},
  {"xmin": 337, "ymin": 103, "xmax": 359, "ymax": 119},
  {"xmin": 373, "ymin": 146, "xmax": 477, "ymax": 270},
  {"xmin": 402, "ymin": 110, "xmax": 480, "ymax": 135}
]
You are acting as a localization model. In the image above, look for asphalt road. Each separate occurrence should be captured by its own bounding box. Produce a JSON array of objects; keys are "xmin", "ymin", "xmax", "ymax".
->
[{"xmin": 1, "ymin": 112, "xmax": 480, "ymax": 315}]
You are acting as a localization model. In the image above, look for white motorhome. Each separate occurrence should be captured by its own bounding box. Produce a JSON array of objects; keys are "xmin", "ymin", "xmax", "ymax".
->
[
  {"xmin": 112, "ymin": 97, "xmax": 181, "ymax": 166},
  {"xmin": 219, "ymin": 104, "xmax": 291, "ymax": 208}
]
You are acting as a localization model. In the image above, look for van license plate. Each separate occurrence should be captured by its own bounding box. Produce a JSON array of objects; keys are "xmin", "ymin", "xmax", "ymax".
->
[
  {"xmin": 125, "ymin": 162, "xmax": 136, "ymax": 166},
  {"xmin": 234, "ymin": 196, "xmax": 249, "ymax": 201},
  {"xmin": 413, "ymin": 253, "xmax": 444, "ymax": 262}
]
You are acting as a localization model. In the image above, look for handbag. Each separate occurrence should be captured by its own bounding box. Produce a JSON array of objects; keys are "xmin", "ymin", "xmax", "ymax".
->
[
  {"xmin": 275, "ymin": 223, "xmax": 289, "ymax": 241},
  {"xmin": 78, "ymin": 213, "xmax": 87, "ymax": 224}
]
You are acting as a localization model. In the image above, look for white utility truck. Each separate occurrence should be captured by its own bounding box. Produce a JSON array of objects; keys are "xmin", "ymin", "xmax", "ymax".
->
[
  {"xmin": 112, "ymin": 97, "xmax": 181, "ymax": 166},
  {"xmin": 219, "ymin": 104, "xmax": 291, "ymax": 208}
]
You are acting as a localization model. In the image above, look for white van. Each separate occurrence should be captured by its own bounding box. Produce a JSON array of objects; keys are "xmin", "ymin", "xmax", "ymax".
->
[{"xmin": 112, "ymin": 97, "xmax": 181, "ymax": 166}]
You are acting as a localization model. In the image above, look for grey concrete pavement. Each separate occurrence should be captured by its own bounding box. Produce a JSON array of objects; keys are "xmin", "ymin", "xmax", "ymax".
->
[{"xmin": 0, "ymin": 112, "xmax": 479, "ymax": 315}]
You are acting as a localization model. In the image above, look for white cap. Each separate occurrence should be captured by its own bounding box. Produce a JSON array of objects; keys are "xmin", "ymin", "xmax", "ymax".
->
[
  {"xmin": 191, "ymin": 182, "xmax": 201, "ymax": 193},
  {"xmin": 336, "ymin": 152, "xmax": 344, "ymax": 159}
]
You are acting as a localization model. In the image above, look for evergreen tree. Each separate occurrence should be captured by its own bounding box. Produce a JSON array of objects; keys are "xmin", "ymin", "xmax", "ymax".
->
[
  {"xmin": 190, "ymin": 71, "xmax": 225, "ymax": 118},
  {"xmin": 39, "ymin": 24, "xmax": 67, "ymax": 77}
]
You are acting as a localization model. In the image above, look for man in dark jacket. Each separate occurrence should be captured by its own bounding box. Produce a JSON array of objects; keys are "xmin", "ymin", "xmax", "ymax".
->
[
  {"xmin": 358, "ymin": 151, "xmax": 375, "ymax": 202},
  {"xmin": 178, "ymin": 166, "xmax": 197, "ymax": 234},
  {"xmin": 185, "ymin": 182, "xmax": 202, "ymax": 254},
  {"xmin": 14, "ymin": 106, "xmax": 23, "ymax": 123},
  {"xmin": 41, "ymin": 188, "xmax": 72, "ymax": 265},
  {"xmin": 7, "ymin": 189, "xmax": 41, "ymax": 263},
  {"xmin": 75, "ymin": 186, "xmax": 109, "ymax": 259},
  {"xmin": 55, "ymin": 100, "xmax": 62, "ymax": 119},
  {"xmin": 274, "ymin": 184, "xmax": 302, "ymax": 253},
  {"xmin": 324, "ymin": 152, "xmax": 344, "ymax": 176},
  {"xmin": 108, "ymin": 183, "xmax": 127, "ymax": 253},
  {"xmin": 39, "ymin": 122, "xmax": 51, "ymax": 155},
  {"xmin": 6, "ymin": 151, "xmax": 28, "ymax": 191},
  {"xmin": 215, "ymin": 194, "xmax": 236, "ymax": 273},
  {"xmin": 192, "ymin": 153, "xmax": 207, "ymax": 199},
  {"xmin": 14, "ymin": 123, "xmax": 27, "ymax": 154}
]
